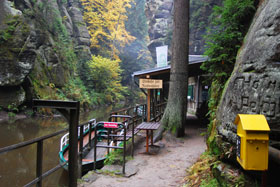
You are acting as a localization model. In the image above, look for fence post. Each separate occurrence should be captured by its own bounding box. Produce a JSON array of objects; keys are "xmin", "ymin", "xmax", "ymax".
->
[
  {"xmin": 36, "ymin": 140, "xmax": 43, "ymax": 187},
  {"xmin": 78, "ymin": 124, "xmax": 84, "ymax": 178},
  {"xmin": 89, "ymin": 122, "xmax": 92, "ymax": 149},
  {"xmin": 131, "ymin": 116, "xmax": 134, "ymax": 157},
  {"xmin": 69, "ymin": 106, "xmax": 79, "ymax": 187},
  {"xmin": 94, "ymin": 124, "xmax": 97, "ymax": 170},
  {"xmin": 123, "ymin": 123, "xmax": 126, "ymax": 174}
]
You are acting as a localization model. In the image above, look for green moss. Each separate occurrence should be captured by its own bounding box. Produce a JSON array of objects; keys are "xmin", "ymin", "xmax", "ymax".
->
[{"xmin": 0, "ymin": 15, "xmax": 21, "ymax": 44}]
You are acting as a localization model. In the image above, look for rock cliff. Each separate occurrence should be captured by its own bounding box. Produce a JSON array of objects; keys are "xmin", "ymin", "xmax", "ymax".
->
[
  {"xmin": 145, "ymin": 0, "xmax": 221, "ymax": 62},
  {"xmin": 216, "ymin": 0, "xmax": 280, "ymax": 156},
  {"xmin": 0, "ymin": 0, "xmax": 91, "ymax": 109},
  {"xmin": 145, "ymin": 0, "xmax": 173, "ymax": 62}
]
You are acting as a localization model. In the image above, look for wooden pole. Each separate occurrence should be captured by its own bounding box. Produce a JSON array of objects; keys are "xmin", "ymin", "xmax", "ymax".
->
[{"xmin": 147, "ymin": 89, "xmax": 151, "ymax": 122}]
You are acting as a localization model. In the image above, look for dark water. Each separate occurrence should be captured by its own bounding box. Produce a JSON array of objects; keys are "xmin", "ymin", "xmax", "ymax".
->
[{"xmin": 0, "ymin": 106, "xmax": 113, "ymax": 187}]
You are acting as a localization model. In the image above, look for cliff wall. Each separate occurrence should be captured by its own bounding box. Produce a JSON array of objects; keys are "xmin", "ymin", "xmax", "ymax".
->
[
  {"xmin": 216, "ymin": 0, "xmax": 280, "ymax": 157},
  {"xmin": 0, "ymin": 0, "xmax": 91, "ymax": 109}
]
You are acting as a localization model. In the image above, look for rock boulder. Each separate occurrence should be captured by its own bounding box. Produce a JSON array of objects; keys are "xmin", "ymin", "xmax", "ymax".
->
[{"xmin": 217, "ymin": 0, "xmax": 280, "ymax": 156}]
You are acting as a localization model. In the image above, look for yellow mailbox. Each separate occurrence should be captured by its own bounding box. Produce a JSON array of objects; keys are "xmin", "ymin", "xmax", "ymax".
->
[{"xmin": 234, "ymin": 114, "xmax": 270, "ymax": 171}]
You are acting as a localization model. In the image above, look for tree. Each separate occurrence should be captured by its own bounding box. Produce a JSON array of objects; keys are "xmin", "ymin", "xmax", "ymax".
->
[
  {"xmin": 161, "ymin": 0, "xmax": 189, "ymax": 137},
  {"xmin": 80, "ymin": 0, "xmax": 135, "ymax": 59},
  {"xmin": 87, "ymin": 55, "xmax": 127, "ymax": 103}
]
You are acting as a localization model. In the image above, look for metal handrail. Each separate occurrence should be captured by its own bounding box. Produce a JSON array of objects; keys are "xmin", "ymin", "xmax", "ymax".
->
[
  {"xmin": 93, "ymin": 120, "xmax": 129, "ymax": 174},
  {"xmin": 0, "ymin": 127, "xmax": 69, "ymax": 187},
  {"xmin": 0, "ymin": 128, "xmax": 68, "ymax": 155}
]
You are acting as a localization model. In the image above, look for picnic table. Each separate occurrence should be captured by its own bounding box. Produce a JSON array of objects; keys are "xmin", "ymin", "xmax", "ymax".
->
[{"xmin": 136, "ymin": 122, "xmax": 161, "ymax": 153}]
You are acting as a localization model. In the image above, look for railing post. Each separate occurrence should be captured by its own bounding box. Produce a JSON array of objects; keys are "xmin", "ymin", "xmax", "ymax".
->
[
  {"xmin": 94, "ymin": 124, "xmax": 97, "ymax": 170},
  {"xmin": 107, "ymin": 128, "xmax": 110, "ymax": 155},
  {"xmin": 131, "ymin": 117, "xmax": 134, "ymax": 157},
  {"xmin": 78, "ymin": 124, "xmax": 84, "ymax": 178},
  {"xmin": 123, "ymin": 123, "xmax": 126, "ymax": 174},
  {"xmin": 69, "ymin": 106, "xmax": 79, "ymax": 187},
  {"xmin": 36, "ymin": 140, "xmax": 43, "ymax": 187},
  {"xmin": 88, "ymin": 122, "xmax": 92, "ymax": 149}
]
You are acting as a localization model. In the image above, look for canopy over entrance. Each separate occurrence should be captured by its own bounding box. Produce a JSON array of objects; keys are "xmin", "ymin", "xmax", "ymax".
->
[{"xmin": 132, "ymin": 55, "xmax": 209, "ymax": 121}]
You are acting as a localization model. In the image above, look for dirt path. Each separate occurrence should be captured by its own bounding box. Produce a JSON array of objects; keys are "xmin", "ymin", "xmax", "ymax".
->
[{"xmin": 80, "ymin": 122, "xmax": 206, "ymax": 187}]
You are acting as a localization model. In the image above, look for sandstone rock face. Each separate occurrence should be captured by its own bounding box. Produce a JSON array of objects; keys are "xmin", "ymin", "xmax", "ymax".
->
[
  {"xmin": 0, "ymin": 0, "xmax": 91, "ymax": 109},
  {"xmin": 145, "ymin": 0, "xmax": 173, "ymax": 62},
  {"xmin": 217, "ymin": 0, "xmax": 280, "ymax": 147},
  {"xmin": 189, "ymin": 0, "xmax": 222, "ymax": 55},
  {"xmin": 0, "ymin": 86, "xmax": 25, "ymax": 108},
  {"xmin": 145, "ymin": 0, "xmax": 221, "ymax": 61}
]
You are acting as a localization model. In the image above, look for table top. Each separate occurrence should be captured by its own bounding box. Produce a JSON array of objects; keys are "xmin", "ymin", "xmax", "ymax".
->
[{"xmin": 136, "ymin": 122, "xmax": 161, "ymax": 130}]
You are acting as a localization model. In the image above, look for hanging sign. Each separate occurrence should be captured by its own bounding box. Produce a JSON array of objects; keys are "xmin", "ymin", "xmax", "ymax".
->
[
  {"xmin": 104, "ymin": 122, "xmax": 118, "ymax": 128},
  {"xmin": 156, "ymin": 45, "xmax": 168, "ymax": 67},
  {"xmin": 139, "ymin": 79, "xmax": 163, "ymax": 89}
]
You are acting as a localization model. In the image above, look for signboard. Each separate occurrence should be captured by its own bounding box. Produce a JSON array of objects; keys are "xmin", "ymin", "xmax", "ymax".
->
[
  {"xmin": 156, "ymin": 45, "xmax": 168, "ymax": 67},
  {"xmin": 236, "ymin": 135, "xmax": 241, "ymax": 158},
  {"xmin": 139, "ymin": 79, "xmax": 163, "ymax": 89},
  {"xmin": 104, "ymin": 122, "xmax": 118, "ymax": 128}
]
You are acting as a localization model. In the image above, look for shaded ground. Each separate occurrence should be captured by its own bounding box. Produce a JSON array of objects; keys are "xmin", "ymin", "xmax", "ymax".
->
[{"xmin": 79, "ymin": 116, "xmax": 207, "ymax": 187}]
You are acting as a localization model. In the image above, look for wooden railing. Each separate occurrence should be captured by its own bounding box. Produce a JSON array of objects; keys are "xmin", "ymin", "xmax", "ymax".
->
[{"xmin": 150, "ymin": 102, "xmax": 167, "ymax": 122}]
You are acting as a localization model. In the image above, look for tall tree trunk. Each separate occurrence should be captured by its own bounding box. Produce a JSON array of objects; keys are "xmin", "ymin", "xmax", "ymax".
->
[{"xmin": 161, "ymin": 0, "xmax": 189, "ymax": 137}]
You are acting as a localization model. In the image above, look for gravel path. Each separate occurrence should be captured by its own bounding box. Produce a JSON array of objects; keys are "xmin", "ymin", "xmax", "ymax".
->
[{"xmin": 80, "ymin": 120, "xmax": 206, "ymax": 187}]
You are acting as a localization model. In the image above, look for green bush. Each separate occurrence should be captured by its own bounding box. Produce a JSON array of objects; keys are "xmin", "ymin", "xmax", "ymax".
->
[
  {"xmin": 202, "ymin": 0, "xmax": 257, "ymax": 155},
  {"xmin": 87, "ymin": 55, "xmax": 127, "ymax": 104},
  {"xmin": 202, "ymin": 0, "xmax": 256, "ymax": 84}
]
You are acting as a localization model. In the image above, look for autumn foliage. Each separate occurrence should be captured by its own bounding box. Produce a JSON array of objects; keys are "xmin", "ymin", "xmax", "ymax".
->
[{"xmin": 80, "ymin": 0, "xmax": 135, "ymax": 59}]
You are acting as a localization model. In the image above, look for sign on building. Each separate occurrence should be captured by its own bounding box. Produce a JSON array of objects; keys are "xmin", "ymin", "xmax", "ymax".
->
[
  {"xmin": 156, "ymin": 45, "xmax": 168, "ymax": 67},
  {"xmin": 139, "ymin": 79, "xmax": 163, "ymax": 89}
]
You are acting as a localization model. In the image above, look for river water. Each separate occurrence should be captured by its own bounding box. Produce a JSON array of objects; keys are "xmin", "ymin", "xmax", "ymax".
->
[{"xmin": 0, "ymin": 106, "xmax": 113, "ymax": 187}]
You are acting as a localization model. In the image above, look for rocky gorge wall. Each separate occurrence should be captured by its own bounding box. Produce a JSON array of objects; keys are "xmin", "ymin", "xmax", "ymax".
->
[
  {"xmin": 145, "ymin": 0, "xmax": 221, "ymax": 62},
  {"xmin": 0, "ymin": 0, "xmax": 91, "ymax": 110},
  {"xmin": 216, "ymin": 0, "xmax": 280, "ymax": 157}
]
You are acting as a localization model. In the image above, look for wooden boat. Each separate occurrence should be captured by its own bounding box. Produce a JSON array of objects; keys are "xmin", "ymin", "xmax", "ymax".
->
[{"xmin": 59, "ymin": 121, "xmax": 110, "ymax": 175}]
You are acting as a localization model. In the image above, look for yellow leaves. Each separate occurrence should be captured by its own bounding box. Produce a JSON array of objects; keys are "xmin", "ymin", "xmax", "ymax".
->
[
  {"xmin": 87, "ymin": 55, "xmax": 127, "ymax": 103},
  {"xmin": 80, "ymin": 0, "xmax": 135, "ymax": 58}
]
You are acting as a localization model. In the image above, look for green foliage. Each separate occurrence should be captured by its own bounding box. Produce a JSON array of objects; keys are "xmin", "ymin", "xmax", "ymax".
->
[
  {"xmin": 184, "ymin": 151, "xmax": 219, "ymax": 186},
  {"xmin": 80, "ymin": 0, "xmax": 135, "ymax": 59},
  {"xmin": 202, "ymin": 0, "xmax": 257, "ymax": 155},
  {"xmin": 0, "ymin": 15, "xmax": 21, "ymax": 44},
  {"xmin": 202, "ymin": 0, "xmax": 256, "ymax": 83},
  {"xmin": 8, "ymin": 112, "xmax": 16, "ymax": 118},
  {"xmin": 200, "ymin": 177, "xmax": 219, "ymax": 187},
  {"xmin": 87, "ymin": 55, "xmax": 128, "ymax": 104},
  {"xmin": 104, "ymin": 146, "xmax": 132, "ymax": 166},
  {"xmin": 7, "ymin": 103, "xmax": 19, "ymax": 113},
  {"xmin": 104, "ymin": 148, "xmax": 123, "ymax": 165},
  {"xmin": 58, "ymin": 77, "xmax": 93, "ymax": 106}
]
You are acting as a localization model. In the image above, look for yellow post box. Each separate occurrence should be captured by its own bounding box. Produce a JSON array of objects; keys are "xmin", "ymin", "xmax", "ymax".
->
[{"xmin": 234, "ymin": 114, "xmax": 270, "ymax": 171}]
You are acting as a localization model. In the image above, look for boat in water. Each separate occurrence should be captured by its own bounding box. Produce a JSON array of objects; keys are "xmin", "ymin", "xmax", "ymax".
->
[{"xmin": 59, "ymin": 119, "xmax": 126, "ymax": 175}]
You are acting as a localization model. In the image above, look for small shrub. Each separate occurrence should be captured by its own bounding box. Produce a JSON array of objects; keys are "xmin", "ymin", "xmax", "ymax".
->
[{"xmin": 8, "ymin": 112, "xmax": 16, "ymax": 118}]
